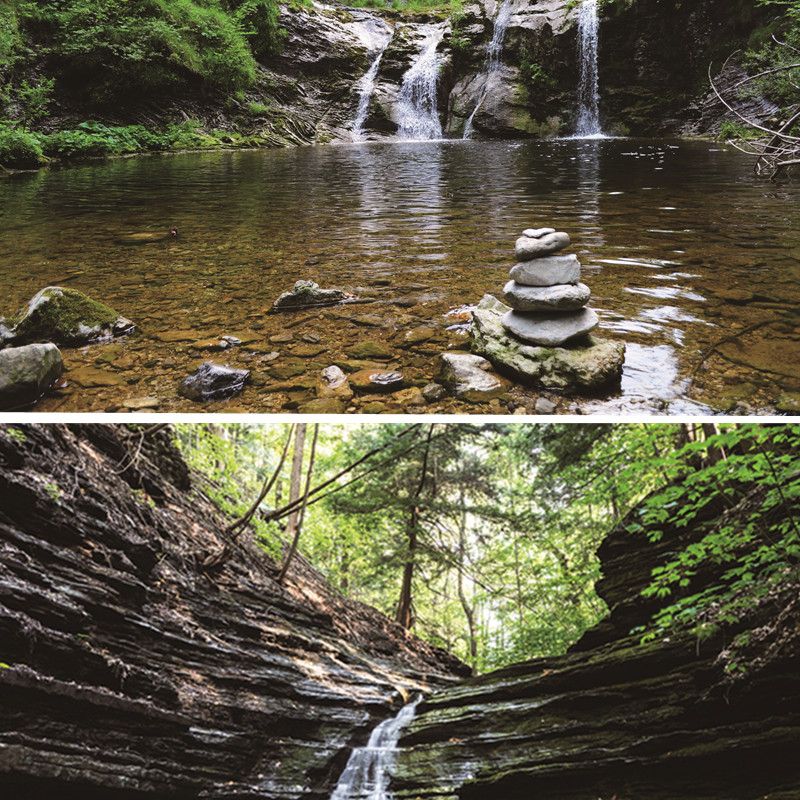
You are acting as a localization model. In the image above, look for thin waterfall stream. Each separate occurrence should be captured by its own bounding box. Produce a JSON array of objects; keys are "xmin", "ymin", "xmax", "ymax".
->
[
  {"xmin": 330, "ymin": 699, "xmax": 421, "ymax": 800},
  {"xmin": 574, "ymin": 0, "xmax": 605, "ymax": 138},
  {"xmin": 396, "ymin": 28, "xmax": 445, "ymax": 140},
  {"xmin": 351, "ymin": 26, "xmax": 394, "ymax": 140},
  {"xmin": 463, "ymin": 0, "xmax": 514, "ymax": 138}
]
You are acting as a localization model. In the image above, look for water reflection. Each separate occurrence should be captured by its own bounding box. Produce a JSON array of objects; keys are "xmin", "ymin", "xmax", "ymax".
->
[{"xmin": 1, "ymin": 138, "xmax": 799, "ymax": 414}]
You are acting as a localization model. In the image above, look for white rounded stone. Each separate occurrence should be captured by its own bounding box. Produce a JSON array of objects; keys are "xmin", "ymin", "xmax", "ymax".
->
[
  {"xmin": 509, "ymin": 254, "xmax": 581, "ymax": 286},
  {"xmin": 501, "ymin": 308, "xmax": 599, "ymax": 347},
  {"xmin": 503, "ymin": 280, "xmax": 591, "ymax": 311}
]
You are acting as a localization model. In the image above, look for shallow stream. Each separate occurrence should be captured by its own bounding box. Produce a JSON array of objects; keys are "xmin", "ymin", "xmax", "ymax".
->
[{"xmin": 2, "ymin": 138, "xmax": 799, "ymax": 414}]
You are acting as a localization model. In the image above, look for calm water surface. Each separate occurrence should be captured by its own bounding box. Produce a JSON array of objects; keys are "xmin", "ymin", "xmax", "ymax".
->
[{"xmin": 2, "ymin": 138, "xmax": 799, "ymax": 414}]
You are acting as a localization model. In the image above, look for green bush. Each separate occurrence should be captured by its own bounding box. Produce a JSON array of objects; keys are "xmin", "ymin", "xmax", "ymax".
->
[{"xmin": 0, "ymin": 126, "xmax": 46, "ymax": 168}]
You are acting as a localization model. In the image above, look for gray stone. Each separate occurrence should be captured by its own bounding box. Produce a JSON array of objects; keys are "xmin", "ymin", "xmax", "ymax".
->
[
  {"xmin": 515, "ymin": 231, "xmax": 571, "ymax": 261},
  {"xmin": 502, "ymin": 308, "xmax": 599, "ymax": 347},
  {"xmin": 437, "ymin": 353, "xmax": 510, "ymax": 402},
  {"xmin": 534, "ymin": 397, "xmax": 558, "ymax": 414},
  {"xmin": 12, "ymin": 286, "xmax": 134, "ymax": 345},
  {"xmin": 179, "ymin": 362, "xmax": 250, "ymax": 401},
  {"xmin": 0, "ymin": 343, "xmax": 64, "ymax": 410},
  {"xmin": 272, "ymin": 280, "xmax": 348, "ymax": 310},
  {"xmin": 509, "ymin": 254, "xmax": 581, "ymax": 287},
  {"xmin": 317, "ymin": 365, "xmax": 353, "ymax": 401},
  {"xmin": 503, "ymin": 280, "xmax": 591, "ymax": 311},
  {"xmin": 469, "ymin": 296, "xmax": 624, "ymax": 392},
  {"xmin": 521, "ymin": 227, "xmax": 556, "ymax": 239}
]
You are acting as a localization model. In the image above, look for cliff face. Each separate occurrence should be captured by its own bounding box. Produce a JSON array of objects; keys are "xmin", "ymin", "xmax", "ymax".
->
[
  {"xmin": 391, "ymin": 473, "xmax": 800, "ymax": 800},
  {"xmin": 0, "ymin": 424, "xmax": 465, "ymax": 798}
]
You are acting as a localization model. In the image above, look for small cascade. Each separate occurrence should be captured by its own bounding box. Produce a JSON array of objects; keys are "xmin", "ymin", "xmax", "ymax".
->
[
  {"xmin": 352, "ymin": 27, "xmax": 394, "ymax": 140},
  {"xmin": 463, "ymin": 0, "xmax": 514, "ymax": 138},
  {"xmin": 574, "ymin": 0, "xmax": 604, "ymax": 138},
  {"xmin": 330, "ymin": 699, "xmax": 420, "ymax": 800},
  {"xmin": 396, "ymin": 29, "xmax": 445, "ymax": 140}
]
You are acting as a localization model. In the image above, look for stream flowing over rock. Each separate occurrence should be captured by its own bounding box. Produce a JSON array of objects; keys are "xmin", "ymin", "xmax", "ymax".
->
[{"xmin": 0, "ymin": 425, "xmax": 466, "ymax": 798}]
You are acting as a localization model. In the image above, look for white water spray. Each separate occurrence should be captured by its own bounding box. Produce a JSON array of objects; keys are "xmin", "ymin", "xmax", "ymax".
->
[
  {"xmin": 463, "ymin": 0, "xmax": 514, "ymax": 139},
  {"xmin": 574, "ymin": 0, "xmax": 604, "ymax": 138},
  {"xmin": 352, "ymin": 27, "xmax": 394, "ymax": 140},
  {"xmin": 396, "ymin": 29, "xmax": 445, "ymax": 140},
  {"xmin": 330, "ymin": 700, "xmax": 420, "ymax": 800}
]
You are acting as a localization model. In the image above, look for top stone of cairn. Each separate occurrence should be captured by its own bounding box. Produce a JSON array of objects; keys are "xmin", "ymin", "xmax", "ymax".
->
[{"xmin": 515, "ymin": 229, "xmax": 571, "ymax": 261}]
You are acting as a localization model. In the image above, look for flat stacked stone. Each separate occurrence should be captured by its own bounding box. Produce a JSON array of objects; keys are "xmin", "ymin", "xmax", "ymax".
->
[{"xmin": 501, "ymin": 228, "xmax": 597, "ymax": 346}]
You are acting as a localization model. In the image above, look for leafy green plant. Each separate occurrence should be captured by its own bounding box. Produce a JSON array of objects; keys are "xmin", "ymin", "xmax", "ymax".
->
[
  {"xmin": 17, "ymin": 76, "xmax": 55, "ymax": 125},
  {"xmin": 0, "ymin": 126, "xmax": 46, "ymax": 168}
]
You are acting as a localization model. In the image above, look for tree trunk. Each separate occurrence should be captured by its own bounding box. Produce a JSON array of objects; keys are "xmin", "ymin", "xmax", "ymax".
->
[{"xmin": 456, "ymin": 492, "xmax": 478, "ymax": 675}]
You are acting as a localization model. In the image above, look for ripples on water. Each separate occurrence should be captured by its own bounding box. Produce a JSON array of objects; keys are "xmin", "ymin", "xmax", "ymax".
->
[{"xmin": 1, "ymin": 138, "xmax": 799, "ymax": 414}]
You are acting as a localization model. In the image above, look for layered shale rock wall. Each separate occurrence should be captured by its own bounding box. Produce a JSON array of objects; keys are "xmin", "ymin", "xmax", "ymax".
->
[
  {"xmin": 0, "ymin": 424, "xmax": 465, "ymax": 799},
  {"xmin": 392, "ymin": 475, "xmax": 800, "ymax": 800}
]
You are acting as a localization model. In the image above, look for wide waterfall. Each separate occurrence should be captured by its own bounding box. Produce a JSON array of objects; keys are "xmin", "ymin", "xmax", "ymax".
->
[
  {"xmin": 396, "ymin": 29, "xmax": 444, "ymax": 140},
  {"xmin": 574, "ymin": 0, "xmax": 604, "ymax": 138},
  {"xmin": 463, "ymin": 0, "xmax": 514, "ymax": 138},
  {"xmin": 330, "ymin": 699, "xmax": 420, "ymax": 800},
  {"xmin": 352, "ymin": 25, "xmax": 394, "ymax": 140}
]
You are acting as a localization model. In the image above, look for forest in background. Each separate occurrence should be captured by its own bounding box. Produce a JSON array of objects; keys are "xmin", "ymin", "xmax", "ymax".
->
[{"xmin": 173, "ymin": 422, "xmax": 800, "ymax": 675}]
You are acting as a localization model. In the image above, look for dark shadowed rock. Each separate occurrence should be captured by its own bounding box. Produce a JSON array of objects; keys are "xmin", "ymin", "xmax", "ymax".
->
[
  {"xmin": 179, "ymin": 361, "xmax": 250, "ymax": 401},
  {"xmin": 0, "ymin": 343, "xmax": 63, "ymax": 410}
]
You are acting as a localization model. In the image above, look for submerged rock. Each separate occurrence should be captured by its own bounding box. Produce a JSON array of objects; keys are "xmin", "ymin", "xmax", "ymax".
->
[
  {"xmin": 317, "ymin": 365, "xmax": 353, "ymax": 401},
  {"xmin": 350, "ymin": 368, "xmax": 405, "ymax": 393},
  {"xmin": 437, "ymin": 352, "xmax": 510, "ymax": 402},
  {"xmin": 0, "ymin": 343, "xmax": 63, "ymax": 410},
  {"xmin": 470, "ymin": 296, "xmax": 624, "ymax": 392},
  {"xmin": 11, "ymin": 286, "xmax": 134, "ymax": 345},
  {"xmin": 272, "ymin": 280, "xmax": 350, "ymax": 310},
  {"xmin": 179, "ymin": 361, "xmax": 250, "ymax": 401}
]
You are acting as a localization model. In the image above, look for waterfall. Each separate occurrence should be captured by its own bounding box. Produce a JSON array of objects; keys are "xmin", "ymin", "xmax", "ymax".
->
[
  {"xmin": 330, "ymin": 699, "xmax": 420, "ymax": 800},
  {"xmin": 574, "ymin": 0, "xmax": 604, "ymax": 138},
  {"xmin": 396, "ymin": 29, "xmax": 444, "ymax": 140},
  {"xmin": 352, "ymin": 27, "xmax": 394, "ymax": 140},
  {"xmin": 463, "ymin": 0, "xmax": 514, "ymax": 139}
]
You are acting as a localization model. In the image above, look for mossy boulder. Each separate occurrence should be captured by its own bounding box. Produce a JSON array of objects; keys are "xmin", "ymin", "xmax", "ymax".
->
[
  {"xmin": 12, "ymin": 287, "xmax": 134, "ymax": 346},
  {"xmin": 469, "ymin": 294, "xmax": 624, "ymax": 392}
]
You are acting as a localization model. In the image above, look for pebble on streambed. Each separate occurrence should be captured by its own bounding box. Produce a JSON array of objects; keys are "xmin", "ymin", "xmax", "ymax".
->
[{"xmin": 470, "ymin": 228, "xmax": 625, "ymax": 393}]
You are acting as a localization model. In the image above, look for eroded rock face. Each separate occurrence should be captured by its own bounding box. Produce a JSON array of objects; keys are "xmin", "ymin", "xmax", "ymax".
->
[
  {"xmin": 392, "ymin": 478, "xmax": 800, "ymax": 800},
  {"xmin": 0, "ymin": 425, "xmax": 465, "ymax": 798}
]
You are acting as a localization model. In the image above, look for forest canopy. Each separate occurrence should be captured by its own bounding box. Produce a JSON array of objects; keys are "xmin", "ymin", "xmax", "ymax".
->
[{"xmin": 174, "ymin": 422, "xmax": 800, "ymax": 674}]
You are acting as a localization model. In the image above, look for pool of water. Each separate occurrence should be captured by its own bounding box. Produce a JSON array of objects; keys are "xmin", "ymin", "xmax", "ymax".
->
[{"xmin": 2, "ymin": 138, "xmax": 799, "ymax": 414}]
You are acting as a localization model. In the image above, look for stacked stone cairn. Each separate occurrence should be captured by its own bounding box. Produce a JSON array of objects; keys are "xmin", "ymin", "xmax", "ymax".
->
[{"xmin": 501, "ymin": 228, "xmax": 597, "ymax": 347}]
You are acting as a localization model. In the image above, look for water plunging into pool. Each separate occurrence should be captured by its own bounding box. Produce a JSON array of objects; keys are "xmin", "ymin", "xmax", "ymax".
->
[
  {"xmin": 463, "ymin": 0, "xmax": 514, "ymax": 139},
  {"xmin": 574, "ymin": 0, "xmax": 604, "ymax": 138},
  {"xmin": 330, "ymin": 699, "xmax": 420, "ymax": 800},
  {"xmin": 396, "ymin": 28, "xmax": 445, "ymax": 140}
]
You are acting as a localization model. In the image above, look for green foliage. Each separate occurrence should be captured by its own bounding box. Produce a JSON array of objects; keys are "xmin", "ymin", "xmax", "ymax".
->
[
  {"xmin": 17, "ymin": 76, "xmax": 55, "ymax": 125},
  {"xmin": 246, "ymin": 100, "xmax": 269, "ymax": 115},
  {"xmin": 0, "ymin": 125, "xmax": 46, "ymax": 168},
  {"xmin": 519, "ymin": 45, "xmax": 556, "ymax": 94},
  {"xmin": 633, "ymin": 425, "xmax": 800, "ymax": 648}
]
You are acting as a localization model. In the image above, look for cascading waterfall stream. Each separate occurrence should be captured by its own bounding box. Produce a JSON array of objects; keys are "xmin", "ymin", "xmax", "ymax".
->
[
  {"xmin": 463, "ymin": 0, "xmax": 514, "ymax": 139},
  {"xmin": 574, "ymin": 0, "xmax": 604, "ymax": 138},
  {"xmin": 330, "ymin": 699, "xmax": 421, "ymax": 800},
  {"xmin": 396, "ymin": 29, "xmax": 445, "ymax": 140},
  {"xmin": 351, "ymin": 26, "xmax": 394, "ymax": 140}
]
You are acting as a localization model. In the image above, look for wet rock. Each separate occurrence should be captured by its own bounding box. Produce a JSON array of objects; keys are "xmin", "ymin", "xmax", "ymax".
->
[
  {"xmin": 503, "ymin": 280, "xmax": 591, "ymax": 312},
  {"xmin": 534, "ymin": 396, "xmax": 558, "ymax": 414},
  {"xmin": 403, "ymin": 326, "xmax": 437, "ymax": 346},
  {"xmin": 155, "ymin": 330, "xmax": 199, "ymax": 343},
  {"xmin": 508, "ymin": 254, "xmax": 581, "ymax": 287},
  {"xmin": 179, "ymin": 361, "xmax": 250, "ymax": 401},
  {"xmin": 0, "ymin": 317, "xmax": 13, "ymax": 344},
  {"xmin": 362, "ymin": 400, "xmax": 390, "ymax": 413},
  {"xmin": 291, "ymin": 343, "xmax": 328, "ymax": 357},
  {"xmin": 12, "ymin": 286, "xmax": 134, "ymax": 345},
  {"xmin": 392, "ymin": 387, "xmax": 426, "ymax": 407},
  {"xmin": 122, "ymin": 396, "xmax": 161, "ymax": 410},
  {"xmin": 68, "ymin": 365, "xmax": 127, "ymax": 388},
  {"xmin": 346, "ymin": 341, "xmax": 394, "ymax": 360},
  {"xmin": 269, "ymin": 361, "xmax": 306, "ymax": 380},
  {"xmin": 470, "ymin": 296, "xmax": 624, "ymax": 392},
  {"xmin": 437, "ymin": 353, "xmax": 510, "ymax": 402},
  {"xmin": 422, "ymin": 382, "xmax": 448, "ymax": 402},
  {"xmin": 515, "ymin": 230, "xmax": 571, "ymax": 260},
  {"xmin": 317, "ymin": 365, "xmax": 353, "ymax": 401},
  {"xmin": 270, "ymin": 333, "xmax": 294, "ymax": 343},
  {"xmin": 0, "ymin": 343, "xmax": 64, "ymax": 410},
  {"xmin": 272, "ymin": 280, "xmax": 349, "ymax": 310},
  {"xmin": 298, "ymin": 397, "xmax": 346, "ymax": 413},
  {"xmin": 350, "ymin": 369, "xmax": 405, "ymax": 393},
  {"xmin": 502, "ymin": 307, "xmax": 599, "ymax": 347}
]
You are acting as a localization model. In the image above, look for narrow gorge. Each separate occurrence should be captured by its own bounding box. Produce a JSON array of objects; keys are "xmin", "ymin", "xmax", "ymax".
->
[{"xmin": 2, "ymin": 423, "xmax": 800, "ymax": 798}]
